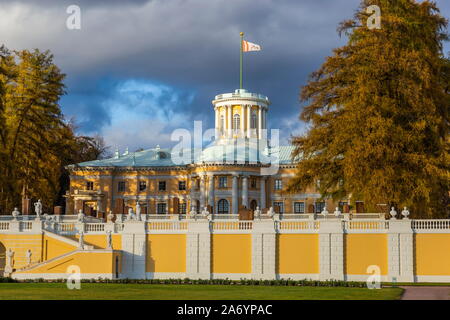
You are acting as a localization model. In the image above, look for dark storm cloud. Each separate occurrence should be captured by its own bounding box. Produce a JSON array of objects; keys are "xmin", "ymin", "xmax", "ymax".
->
[{"xmin": 0, "ymin": 0, "xmax": 448, "ymax": 148}]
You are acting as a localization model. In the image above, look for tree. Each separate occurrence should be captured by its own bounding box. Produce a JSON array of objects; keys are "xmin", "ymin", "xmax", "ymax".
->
[
  {"xmin": 288, "ymin": 0, "xmax": 449, "ymax": 218},
  {"xmin": 0, "ymin": 47, "xmax": 109, "ymax": 213}
]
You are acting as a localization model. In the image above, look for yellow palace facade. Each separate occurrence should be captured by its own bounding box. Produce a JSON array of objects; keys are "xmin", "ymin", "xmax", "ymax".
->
[{"xmin": 0, "ymin": 89, "xmax": 449, "ymax": 283}]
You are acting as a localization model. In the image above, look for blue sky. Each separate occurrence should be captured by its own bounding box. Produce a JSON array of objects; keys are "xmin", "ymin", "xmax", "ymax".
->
[{"xmin": 0, "ymin": 0, "xmax": 448, "ymax": 151}]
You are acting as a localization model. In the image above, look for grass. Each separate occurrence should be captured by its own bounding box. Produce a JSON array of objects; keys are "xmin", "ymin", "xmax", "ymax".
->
[{"xmin": 0, "ymin": 283, "xmax": 403, "ymax": 300}]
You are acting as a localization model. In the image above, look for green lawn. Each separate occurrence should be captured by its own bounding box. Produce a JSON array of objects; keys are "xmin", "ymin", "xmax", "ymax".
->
[{"xmin": 0, "ymin": 283, "xmax": 403, "ymax": 300}]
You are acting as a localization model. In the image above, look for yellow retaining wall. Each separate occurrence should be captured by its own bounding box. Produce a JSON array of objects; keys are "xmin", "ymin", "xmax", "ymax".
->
[
  {"xmin": 415, "ymin": 234, "xmax": 450, "ymax": 276},
  {"xmin": 276, "ymin": 234, "xmax": 319, "ymax": 274},
  {"xmin": 18, "ymin": 250, "xmax": 116, "ymax": 275},
  {"xmin": 74, "ymin": 234, "xmax": 122, "ymax": 250},
  {"xmin": 43, "ymin": 235, "xmax": 77, "ymax": 261},
  {"xmin": 0, "ymin": 234, "xmax": 43, "ymax": 269},
  {"xmin": 146, "ymin": 234, "xmax": 186, "ymax": 273},
  {"xmin": 211, "ymin": 234, "xmax": 252, "ymax": 274},
  {"xmin": 345, "ymin": 234, "xmax": 388, "ymax": 275}
]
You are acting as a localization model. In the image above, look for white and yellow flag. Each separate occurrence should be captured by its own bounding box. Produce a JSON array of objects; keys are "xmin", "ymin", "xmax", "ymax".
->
[{"xmin": 242, "ymin": 40, "xmax": 261, "ymax": 52}]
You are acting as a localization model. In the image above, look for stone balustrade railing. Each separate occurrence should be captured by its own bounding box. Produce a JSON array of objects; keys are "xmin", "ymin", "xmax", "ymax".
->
[{"xmin": 0, "ymin": 213, "xmax": 449, "ymax": 235}]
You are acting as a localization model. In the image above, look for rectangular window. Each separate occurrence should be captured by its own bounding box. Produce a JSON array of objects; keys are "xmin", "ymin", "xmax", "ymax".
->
[
  {"xmin": 273, "ymin": 201, "xmax": 284, "ymax": 213},
  {"xmin": 179, "ymin": 203, "xmax": 186, "ymax": 214},
  {"xmin": 338, "ymin": 201, "xmax": 348, "ymax": 211},
  {"xmin": 118, "ymin": 181, "xmax": 126, "ymax": 192},
  {"xmin": 86, "ymin": 181, "xmax": 94, "ymax": 191},
  {"xmin": 158, "ymin": 181, "xmax": 166, "ymax": 191},
  {"xmin": 178, "ymin": 181, "xmax": 186, "ymax": 191},
  {"xmin": 139, "ymin": 181, "xmax": 147, "ymax": 192},
  {"xmin": 157, "ymin": 203, "xmax": 167, "ymax": 214},
  {"xmin": 250, "ymin": 178, "xmax": 257, "ymax": 189},
  {"xmin": 274, "ymin": 179, "xmax": 283, "ymax": 191},
  {"xmin": 294, "ymin": 202, "xmax": 305, "ymax": 214},
  {"xmin": 219, "ymin": 176, "xmax": 227, "ymax": 188},
  {"xmin": 315, "ymin": 202, "xmax": 325, "ymax": 213}
]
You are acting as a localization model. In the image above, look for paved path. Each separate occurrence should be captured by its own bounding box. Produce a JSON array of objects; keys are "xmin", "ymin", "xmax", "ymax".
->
[{"xmin": 401, "ymin": 286, "xmax": 450, "ymax": 300}]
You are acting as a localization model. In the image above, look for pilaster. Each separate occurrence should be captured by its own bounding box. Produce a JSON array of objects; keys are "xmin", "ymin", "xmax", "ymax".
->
[
  {"xmin": 251, "ymin": 220, "xmax": 276, "ymax": 279},
  {"xmin": 186, "ymin": 220, "xmax": 211, "ymax": 279},
  {"xmin": 319, "ymin": 220, "xmax": 344, "ymax": 280}
]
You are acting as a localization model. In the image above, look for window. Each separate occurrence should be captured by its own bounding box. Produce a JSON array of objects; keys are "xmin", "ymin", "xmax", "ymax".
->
[
  {"xmin": 273, "ymin": 201, "xmax": 284, "ymax": 213},
  {"xmin": 218, "ymin": 199, "xmax": 229, "ymax": 214},
  {"xmin": 86, "ymin": 181, "xmax": 94, "ymax": 191},
  {"xmin": 118, "ymin": 181, "xmax": 126, "ymax": 192},
  {"xmin": 139, "ymin": 181, "xmax": 147, "ymax": 192},
  {"xmin": 315, "ymin": 202, "xmax": 325, "ymax": 213},
  {"xmin": 158, "ymin": 181, "xmax": 166, "ymax": 191},
  {"xmin": 157, "ymin": 203, "xmax": 167, "ymax": 214},
  {"xmin": 250, "ymin": 178, "xmax": 257, "ymax": 189},
  {"xmin": 178, "ymin": 181, "xmax": 186, "ymax": 191},
  {"xmin": 274, "ymin": 179, "xmax": 283, "ymax": 191},
  {"xmin": 251, "ymin": 112, "xmax": 257, "ymax": 129},
  {"xmin": 219, "ymin": 176, "xmax": 227, "ymax": 188},
  {"xmin": 294, "ymin": 202, "xmax": 305, "ymax": 214},
  {"xmin": 179, "ymin": 203, "xmax": 186, "ymax": 214},
  {"xmin": 233, "ymin": 114, "xmax": 240, "ymax": 132},
  {"xmin": 338, "ymin": 201, "xmax": 348, "ymax": 211}
]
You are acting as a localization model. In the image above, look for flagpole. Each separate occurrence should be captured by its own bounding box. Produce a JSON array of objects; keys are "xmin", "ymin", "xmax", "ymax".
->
[{"xmin": 240, "ymin": 32, "xmax": 244, "ymax": 89}]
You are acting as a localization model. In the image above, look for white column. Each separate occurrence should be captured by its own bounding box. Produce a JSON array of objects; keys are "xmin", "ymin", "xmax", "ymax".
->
[
  {"xmin": 228, "ymin": 105, "xmax": 233, "ymax": 138},
  {"xmin": 242, "ymin": 176, "xmax": 248, "ymax": 208},
  {"xmin": 246, "ymin": 105, "xmax": 251, "ymax": 138},
  {"xmin": 232, "ymin": 174, "xmax": 239, "ymax": 214},
  {"xmin": 260, "ymin": 177, "xmax": 266, "ymax": 209},
  {"xmin": 258, "ymin": 107, "xmax": 262, "ymax": 138},
  {"xmin": 214, "ymin": 107, "xmax": 219, "ymax": 139},
  {"xmin": 207, "ymin": 173, "xmax": 215, "ymax": 211},
  {"xmin": 240, "ymin": 107, "xmax": 245, "ymax": 138},
  {"xmin": 199, "ymin": 174, "xmax": 206, "ymax": 210}
]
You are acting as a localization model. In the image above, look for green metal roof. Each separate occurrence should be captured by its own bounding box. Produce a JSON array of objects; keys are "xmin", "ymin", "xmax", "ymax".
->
[{"xmin": 74, "ymin": 144, "xmax": 297, "ymax": 168}]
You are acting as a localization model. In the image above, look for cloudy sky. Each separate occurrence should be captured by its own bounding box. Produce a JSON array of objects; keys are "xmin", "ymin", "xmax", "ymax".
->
[{"xmin": 0, "ymin": 0, "xmax": 448, "ymax": 151}]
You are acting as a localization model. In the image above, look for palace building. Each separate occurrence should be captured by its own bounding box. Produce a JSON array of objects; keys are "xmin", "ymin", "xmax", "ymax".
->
[
  {"xmin": 1, "ymin": 88, "xmax": 449, "ymax": 283},
  {"xmin": 66, "ymin": 88, "xmax": 353, "ymax": 217}
]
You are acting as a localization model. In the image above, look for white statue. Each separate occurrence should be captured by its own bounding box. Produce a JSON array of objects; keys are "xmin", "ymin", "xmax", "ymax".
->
[
  {"xmin": 201, "ymin": 206, "xmax": 210, "ymax": 216},
  {"xmin": 321, "ymin": 207, "xmax": 329, "ymax": 216},
  {"xmin": 26, "ymin": 249, "xmax": 32, "ymax": 265},
  {"xmin": 390, "ymin": 207, "xmax": 397, "ymax": 220},
  {"xmin": 401, "ymin": 207, "xmax": 410, "ymax": 219},
  {"xmin": 135, "ymin": 202, "xmax": 141, "ymax": 221},
  {"xmin": 11, "ymin": 207, "xmax": 20, "ymax": 220},
  {"xmin": 78, "ymin": 231, "xmax": 85, "ymax": 250},
  {"xmin": 106, "ymin": 211, "xmax": 115, "ymax": 223},
  {"xmin": 334, "ymin": 207, "xmax": 341, "ymax": 217},
  {"xmin": 127, "ymin": 207, "xmax": 135, "ymax": 221},
  {"xmin": 77, "ymin": 209, "xmax": 85, "ymax": 222},
  {"xmin": 34, "ymin": 199, "xmax": 43, "ymax": 217},
  {"xmin": 267, "ymin": 207, "xmax": 275, "ymax": 218},
  {"xmin": 254, "ymin": 206, "xmax": 262, "ymax": 220},
  {"xmin": 116, "ymin": 214, "xmax": 123, "ymax": 223},
  {"xmin": 106, "ymin": 231, "xmax": 113, "ymax": 249},
  {"xmin": 189, "ymin": 206, "xmax": 197, "ymax": 218},
  {"xmin": 5, "ymin": 249, "xmax": 14, "ymax": 273}
]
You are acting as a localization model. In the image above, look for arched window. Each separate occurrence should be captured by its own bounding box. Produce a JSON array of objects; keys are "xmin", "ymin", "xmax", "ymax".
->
[
  {"xmin": 217, "ymin": 199, "xmax": 229, "ymax": 214},
  {"xmin": 233, "ymin": 114, "xmax": 240, "ymax": 132},
  {"xmin": 251, "ymin": 112, "xmax": 257, "ymax": 129}
]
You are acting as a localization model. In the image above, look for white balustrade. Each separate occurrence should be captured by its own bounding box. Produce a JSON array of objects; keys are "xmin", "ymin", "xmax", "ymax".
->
[{"xmin": 412, "ymin": 219, "xmax": 450, "ymax": 230}]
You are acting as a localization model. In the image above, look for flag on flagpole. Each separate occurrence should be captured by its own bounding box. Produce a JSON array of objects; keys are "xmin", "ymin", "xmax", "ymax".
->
[{"xmin": 242, "ymin": 40, "xmax": 261, "ymax": 52}]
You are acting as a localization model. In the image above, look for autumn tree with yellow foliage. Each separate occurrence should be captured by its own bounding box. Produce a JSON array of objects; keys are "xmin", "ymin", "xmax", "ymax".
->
[
  {"xmin": 0, "ymin": 46, "xmax": 108, "ymax": 213},
  {"xmin": 288, "ymin": 0, "xmax": 449, "ymax": 218}
]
